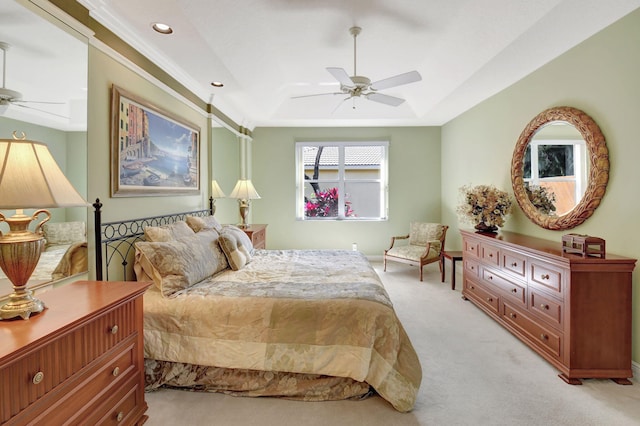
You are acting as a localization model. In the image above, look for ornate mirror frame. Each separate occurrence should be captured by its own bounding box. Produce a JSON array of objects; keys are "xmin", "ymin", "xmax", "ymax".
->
[{"xmin": 511, "ymin": 106, "xmax": 609, "ymax": 230}]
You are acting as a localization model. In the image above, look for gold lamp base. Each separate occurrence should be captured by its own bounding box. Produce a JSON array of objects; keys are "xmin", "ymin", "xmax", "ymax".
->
[
  {"xmin": 238, "ymin": 199, "xmax": 250, "ymax": 228},
  {"xmin": 0, "ymin": 210, "xmax": 49, "ymax": 320}
]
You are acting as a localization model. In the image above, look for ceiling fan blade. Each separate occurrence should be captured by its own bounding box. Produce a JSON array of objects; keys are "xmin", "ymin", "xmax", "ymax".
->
[
  {"xmin": 12, "ymin": 100, "xmax": 65, "ymax": 105},
  {"xmin": 11, "ymin": 102, "xmax": 70, "ymax": 119},
  {"xmin": 365, "ymin": 92, "xmax": 405, "ymax": 107},
  {"xmin": 326, "ymin": 67, "xmax": 355, "ymax": 88},
  {"xmin": 370, "ymin": 70, "xmax": 422, "ymax": 91},
  {"xmin": 291, "ymin": 92, "xmax": 344, "ymax": 99}
]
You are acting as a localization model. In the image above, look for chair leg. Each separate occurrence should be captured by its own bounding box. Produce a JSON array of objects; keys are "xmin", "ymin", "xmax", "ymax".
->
[
  {"xmin": 420, "ymin": 265, "xmax": 423, "ymax": 282},
  {"xmin": 383, "ymin": 256, "xmax": 387, "ymax": 272}
]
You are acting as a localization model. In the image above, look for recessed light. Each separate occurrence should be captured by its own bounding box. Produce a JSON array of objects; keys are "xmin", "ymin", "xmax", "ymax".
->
[
  {"xmin": 211, "ymin": 81, "xmax": 224, "ymax": 88},
  {"xmin": 152, "ymin": 22, "xmax": 173, "ymax": 34}
]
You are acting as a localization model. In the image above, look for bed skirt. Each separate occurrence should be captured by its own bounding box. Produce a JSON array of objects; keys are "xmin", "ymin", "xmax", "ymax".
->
[{"xmin": 145, "ymin": 359, "xmax": 374, "ymax": 402}]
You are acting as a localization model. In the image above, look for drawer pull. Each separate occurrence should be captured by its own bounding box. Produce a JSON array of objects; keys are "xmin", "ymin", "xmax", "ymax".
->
[
  {"xmin": 489, "ymin": 253, "xmax": 493, "ymax": 258},
  {"xmin": 116, "ymin": 411, "xmax": 124, "ymax": 422},
  {"xmin": 32, "ymin": 371, "xmax": 44, "ymax": 385},
  {"xmin": 540, "ymin": 304, "xmax": 549, "ymax": 310},
  {"xmin": 471, "ymin": 286, "xmax": 475, "ymax": 290},
  {"xmin": 540, "ymin": 333, "xmax": 548, "ymax": 341},
  {"xmin": 509, "ymin": 312, "xmax": 517, "ymax": 319},
  {"xmin": 511, "ymin": 288, "xmax": 518, "ymax": 293},
  {"xmin": 511, "ymin": 262, "xmax": 518, "ymax": 267},
  {"xmin": 540, "ymin": 274, "xmax": 550, "ymax": 280},
  {"xmin": 486, "ymin": 297, "xmax": 493, "ymax": 302},
  {"xmin": 488, "ymin": 275, "xmax": 493, "ymax": 280},
  {"xmin": 112, "ymin": 366, "xmax": 120, "ymax": 377},
  {"xmin": 110, "ymin": 325, "xmax": 119, "ymax": 335}
]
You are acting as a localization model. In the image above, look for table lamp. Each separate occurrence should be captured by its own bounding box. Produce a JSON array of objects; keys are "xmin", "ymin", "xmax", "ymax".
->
[
  {"xmin": 228, "ymin": 179, "xmax": 260, "ymax": 228},
  {"xmin": 210, "ymin": 180, "xmax": 226, "ymax": 215},
  {"xmin": 0, "ymin": 133, "xmax": 88, "ymax": 320}
]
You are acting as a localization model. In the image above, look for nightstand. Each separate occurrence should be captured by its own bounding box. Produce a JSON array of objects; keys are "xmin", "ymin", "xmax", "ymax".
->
[{"xmin": 240, "ymin": 224, "xmax": 267, "ymax": 249}]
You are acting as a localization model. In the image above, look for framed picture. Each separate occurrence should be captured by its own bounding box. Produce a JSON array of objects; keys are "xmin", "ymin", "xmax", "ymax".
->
[{"xmin": 110, "ymin": 85, "xmax": 200, "ymax": 197}]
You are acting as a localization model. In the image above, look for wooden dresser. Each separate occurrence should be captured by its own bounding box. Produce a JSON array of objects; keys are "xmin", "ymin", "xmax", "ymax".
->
[
  {"xmin": 240, "ymin": 224, "xmax": 267, "ymax": 249},
  {"xmin": 0, "ymin": 280, "xmax": 151, "ymax": 425},
  {"xmin": 461, "ymin": 230, "xmax": 636, "ymax": 384}
]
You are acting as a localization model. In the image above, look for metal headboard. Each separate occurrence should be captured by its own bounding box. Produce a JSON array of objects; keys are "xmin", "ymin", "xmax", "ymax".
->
[{"xmin": 93, "ymin": 197, "xmax": 213, "ymax": 281}]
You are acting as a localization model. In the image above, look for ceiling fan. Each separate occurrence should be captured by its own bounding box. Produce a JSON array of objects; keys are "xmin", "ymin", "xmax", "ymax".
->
[
  {"xmin": 0, "ymin": 42, "xmax": 67, "ymax": 119},
  {"xmin": 293, "ymin": 26, "xmax": 422, "ymax": 108}
]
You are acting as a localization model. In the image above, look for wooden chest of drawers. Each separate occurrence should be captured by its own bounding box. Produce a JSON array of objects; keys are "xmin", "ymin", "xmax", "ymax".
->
[
  {"xmin": 461, "ymin": 230, "xmax": 636, "ymax": 384},
  {"xmin": 241, "ymin": 224, "xmax": 267, "ymax": 249},
  {"xmin": 0, "ymin": 280, "xmax": 151, "ymax": 425}
]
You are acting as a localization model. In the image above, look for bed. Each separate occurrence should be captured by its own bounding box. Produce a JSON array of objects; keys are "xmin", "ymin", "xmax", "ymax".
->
[{"xmin": 94, "ymin": 201, "xmax": 422, "ymax": 412}]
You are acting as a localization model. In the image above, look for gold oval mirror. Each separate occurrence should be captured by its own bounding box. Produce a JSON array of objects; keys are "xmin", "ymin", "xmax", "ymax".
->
[{"xmin": 511, "ymin": 106, "xmax": 609, "ymax": 230}]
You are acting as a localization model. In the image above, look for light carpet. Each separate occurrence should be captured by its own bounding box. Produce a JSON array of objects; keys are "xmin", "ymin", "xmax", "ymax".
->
[{"xmin": 145, "ymin": 261, "xmax": 640, "ymax": 425}]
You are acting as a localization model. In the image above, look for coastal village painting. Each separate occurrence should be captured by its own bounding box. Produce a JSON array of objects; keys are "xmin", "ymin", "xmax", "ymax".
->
[{"xmin": 111, "ymin": 85, "xmax": 200, "ymax": 196}]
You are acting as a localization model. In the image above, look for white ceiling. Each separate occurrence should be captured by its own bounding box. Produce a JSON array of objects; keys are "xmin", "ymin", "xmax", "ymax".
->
[
  {"xmin": 0, "ymin": 0, "xmax": 87, "ymax": 131},
  {"xmin": 4, "ymin": 0, "xmax": 640, "ymax": 131}
]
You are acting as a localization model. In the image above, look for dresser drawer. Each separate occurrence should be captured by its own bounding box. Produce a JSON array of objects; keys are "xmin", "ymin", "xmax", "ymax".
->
[
  {"xmin": 251, "ymin": 227, "xmax": 266, "ymax": 249},
  {"xmin": 464, "ymin": 278, "xmax": 500, "ymax": 315},
  {"xmin": 503, "ymin": 303, "xmax": 561, "ymax": 359},
  {"xmin": 530, "ymin": 290, "xmax": 563, "ymax": 329},
  {"xmin": 464, "ymin": 258, "xmax": 480, "ymax": 277},
  {"xmin": 501, "ymin": 249, "xmax": 527, "ymax": 278},
  {"xmin": 530, "ymin": 261, "xmax": 564, "ymax": 296},
  {"xmin": 482, "ymin": 268, "xmax": 526, "ymax": 306},
  {"xmin": 464, "ymin": 239, "xmax": 480, "ymax": 258},
  {"xmin": 481, "ymin": 244, "xmax": 500, "ymax": 266},
  {"xmin": 83, "ymin": 376, "xmax": 143, "ymax": 426}
]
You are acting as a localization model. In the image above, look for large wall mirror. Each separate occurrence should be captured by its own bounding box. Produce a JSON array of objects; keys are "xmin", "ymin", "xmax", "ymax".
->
[
  {"xmin": 0, "ymin": 0, "xmax": 88, "ymax": 298},
  {"xmin": 511, "ymin": 106, "xmax": 609, "ymax": 230}
]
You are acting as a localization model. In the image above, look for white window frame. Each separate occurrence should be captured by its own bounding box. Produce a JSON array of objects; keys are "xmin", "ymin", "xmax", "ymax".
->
[{"xmin": 295, "ymin": 141, "xmax": 388, "ymax": 221}]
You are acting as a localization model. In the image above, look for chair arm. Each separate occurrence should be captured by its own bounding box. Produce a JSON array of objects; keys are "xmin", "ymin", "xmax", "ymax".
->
[
  {"xmin": 387, "ymin": 234, "xmax": 410, "ymax": 250},
  {"xmin": 419, "ymin": 240, "xmax": 442, "ymax": 260}
]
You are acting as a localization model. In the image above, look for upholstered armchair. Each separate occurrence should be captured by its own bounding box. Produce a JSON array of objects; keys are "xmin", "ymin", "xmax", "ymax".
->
[{"xmin": 384, "ymin": 222, "xmax": 449, "ymax": 281}]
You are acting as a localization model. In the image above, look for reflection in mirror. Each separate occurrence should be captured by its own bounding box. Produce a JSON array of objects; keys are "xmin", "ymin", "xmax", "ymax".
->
[
  {"xmin": 511, "ymin": 106, "xmax": 608, "ymax": 230},
  {"xmin": 523, "ymin": 123, "xmax": 588, "ymax": 216},
  {"xmin": 0, "ymin": 1, "xmax": 88, "ymax": 298}
]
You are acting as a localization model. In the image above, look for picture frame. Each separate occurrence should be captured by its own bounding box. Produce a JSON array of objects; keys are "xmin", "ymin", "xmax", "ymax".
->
[{"xmin": 110, "ymin": 85, "xmax": 200, "ymax": 197}]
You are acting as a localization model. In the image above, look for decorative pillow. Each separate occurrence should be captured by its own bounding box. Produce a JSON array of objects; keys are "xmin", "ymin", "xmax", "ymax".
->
[
  {"xmin": 185, "ymin": 215, "xmax": 223, "ymax": 232},
  {"xmin": 409, "ymin": 222, "xmax": 445, "ymax": 247},
  {"xmin": 144, "ymin": 221, "xmax": 195, "ymax": 242},
  {"xmin": 42, "ymin": 221, "xmax": 86, "ymax": 247},
  {"xmin": 218, "ymin": 225, "xmax": 254, "ymax": 270},
  {"xmin": 134, "ymin": 230, "xmax": 227, "ymax": 296}
]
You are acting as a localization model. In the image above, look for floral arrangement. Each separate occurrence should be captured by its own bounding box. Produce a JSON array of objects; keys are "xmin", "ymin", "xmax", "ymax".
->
[
  {"xmin": 457, "ymin": 184, "xmax": 513, "ymax": 229},
  {"xmin": 305, "ymin": 187, "xmax": 355, "ymax": 217},
  {"xmin": 525, "ymin": 184, "xmax": 556, "ymax": 215}
]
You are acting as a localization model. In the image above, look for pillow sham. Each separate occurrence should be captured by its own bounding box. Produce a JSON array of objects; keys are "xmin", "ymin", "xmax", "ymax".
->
[
  {"xmin": 218, "ymin": 225, "xmax": 254, "ymax": 270},
  {"xmin": 42, "ymin": 221, "xmax": 86, "ymax": 247},
  {"xmin": 185, "ymin": 215, "xmax": 223, "ymax": 232},
  {"xmin": 144, "ymin": 221, "xmax": 195, "ymax": 242},
  {"xmin": 134, "ymin": 230, "xmax": 227, "ymax": 296}
]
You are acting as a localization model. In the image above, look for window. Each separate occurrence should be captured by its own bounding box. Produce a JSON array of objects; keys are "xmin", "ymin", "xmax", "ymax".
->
[{"xmin": 296, "ymin": 141, "xmax": 388, "ymax": 220}]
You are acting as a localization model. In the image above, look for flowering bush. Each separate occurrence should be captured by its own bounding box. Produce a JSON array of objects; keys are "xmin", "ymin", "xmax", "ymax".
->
[
  {"xmin": 525, "ymin": 184, "xmax": 556, "ymax": 215},
  {"xmin": 457, "ymin": 184, "xmax": 513, "ymax": 228},
  {"xmin": 305, "ymin": 187, "xmax": 355, "ymax": 217}
]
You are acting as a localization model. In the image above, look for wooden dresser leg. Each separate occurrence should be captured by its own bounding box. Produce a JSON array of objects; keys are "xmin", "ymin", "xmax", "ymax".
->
[
  {"xmin": 558, "ymin": 374, "xmax": 582, "ymax": 385},
  {"xmin": 611, "ymin": 378, "xmax": 633, "ymax": 385}
]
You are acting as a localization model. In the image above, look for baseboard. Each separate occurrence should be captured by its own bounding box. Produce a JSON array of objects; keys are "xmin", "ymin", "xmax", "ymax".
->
[
  {"xmin": 632, "ymin": 361, "xmax": 640, "ymax": 381},
  {"xmin": 366, "ymin": 254, "xmax": 383, "ymax": 262}
]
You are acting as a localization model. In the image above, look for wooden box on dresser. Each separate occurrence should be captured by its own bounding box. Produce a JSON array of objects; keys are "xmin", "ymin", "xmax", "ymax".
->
[
  {"xmin": 0, "ymin": 280, "xmax": 151, "ymax": 425},
  {"xmin": 461, "ymin": 230, "xmax": 636, "ymax": 385}
]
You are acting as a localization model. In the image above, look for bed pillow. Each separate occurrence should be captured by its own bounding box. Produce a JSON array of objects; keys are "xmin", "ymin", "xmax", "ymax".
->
[
  {"xmin": 185, "ymin": 215, "xmax": 223, "ymax": 232},
  {"xmin": 218, "ymin": 225, "xmax": 254, "ymax": 270},
  {"xmin": 42, "ymin": 221, "xmax": 86, "ymax": 247},
  {"xmin": 134, "ymin": 230, "xmax": 227, "ymax": 296},
  {"xmin": 144, "ymin": 221, "xmax": 195, "ymax": 242}
]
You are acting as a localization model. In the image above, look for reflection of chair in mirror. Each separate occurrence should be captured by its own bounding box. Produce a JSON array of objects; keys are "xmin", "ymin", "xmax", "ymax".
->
[{"xmin": 384, "ymin": 222, "xmax": 448, "ymax": 281}]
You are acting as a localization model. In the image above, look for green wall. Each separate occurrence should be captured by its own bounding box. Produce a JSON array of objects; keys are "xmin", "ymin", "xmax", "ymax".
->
[
  {"xmin": 251, "ymin": 127, "xmax": 441, "ymax": 255},
  {"xmin": 441, "ymin": 9, "xmax": 640, "ymax": 362}
]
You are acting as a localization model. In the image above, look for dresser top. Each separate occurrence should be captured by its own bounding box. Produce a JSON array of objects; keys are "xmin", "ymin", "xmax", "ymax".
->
[
  {"xmin": 461, "ymin": 229, "xmax": 636, "ymax": 265},
  {"xmin": 0, "ymin": 281, "xmax": 150, "ymax": 360}
]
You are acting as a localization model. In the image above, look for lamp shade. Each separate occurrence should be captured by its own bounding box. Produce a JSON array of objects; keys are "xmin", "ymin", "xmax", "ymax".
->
[
  {"xmin": 211, "ymin": 180, "xmax": 226, "ymax": 198},
  {"xmin": 229, "ymin": 179, "xmax": 261, "ymax": 200},
  {"xmin": 0, "ymin": 139, "xmax": 87, "ymax": 209}
]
